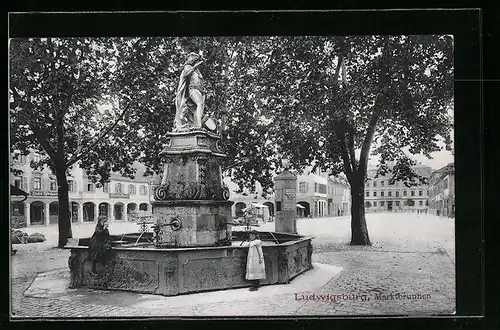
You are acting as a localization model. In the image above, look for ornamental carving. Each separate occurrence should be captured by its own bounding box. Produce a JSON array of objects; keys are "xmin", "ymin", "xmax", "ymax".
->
[
  {"xmin": 84, "ymin": 259, "xmax": 159, "ymax": 293},
  {"xmin": 154, "ymin": 182, "xmax": 228, "ymax": 201},
  {"xmin": 198, "ymin": 159, "xmax": 208, "ymax": 184},
  {"xmin": 196, "ymin": 136, "xmax": 209, "ymax": 147},
  {"xmin": 278, "ymin": 250, "xmax": 289, "ymax": 276},
  {"xmin": 306, "ymin": 242, "xmax": 313, "ymax": 266}
]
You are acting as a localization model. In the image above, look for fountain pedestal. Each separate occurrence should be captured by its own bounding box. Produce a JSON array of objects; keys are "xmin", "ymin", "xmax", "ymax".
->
[{"xmin": 152, "ymin": 129, "xmax": 233, "ymax": 247}]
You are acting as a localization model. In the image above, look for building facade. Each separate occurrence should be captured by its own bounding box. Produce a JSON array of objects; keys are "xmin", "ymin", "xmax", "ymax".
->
[
  {"xmin": 364, "ymin": 164, "xmax": 432, "ymax": 213},
  {"xmin": 222, "ymin": 167, "xmax": 351, "ymax": 219},
  {"xmin": 10, "ymin": 151, "xmax": 153, "ymax": 227},
  {"xmin": 223, "ymin": 178, "xmax": 276, "ymax": 219},
  {"xmin": 327, "ymin": 176, "xmax": 351, "ymax": 217},
  {"xmin": 427, "ymin": 163, "xmax": 455, "ymax": 217},
  {"xmin": 296, "ymin": 168, "xmax": 329, "ymax": 218}
]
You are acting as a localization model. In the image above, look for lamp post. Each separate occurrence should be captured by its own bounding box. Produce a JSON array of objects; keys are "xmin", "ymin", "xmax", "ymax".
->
[{"xmin": 273, "ymin": 156, "xmax": 297, "ymax": 234}]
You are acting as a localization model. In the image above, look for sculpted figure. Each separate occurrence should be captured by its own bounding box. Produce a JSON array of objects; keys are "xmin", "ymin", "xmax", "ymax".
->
[{"xmin": 173, "ymin": 52, "xmax": 206, "ymax": 131}]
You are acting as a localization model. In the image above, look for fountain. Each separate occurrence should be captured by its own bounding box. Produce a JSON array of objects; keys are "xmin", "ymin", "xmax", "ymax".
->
[{"xmin": 63, "ymin": 52, "xmax": 313, "ymax": 296}]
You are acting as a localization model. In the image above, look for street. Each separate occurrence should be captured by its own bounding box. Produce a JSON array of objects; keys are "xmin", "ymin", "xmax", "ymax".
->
[{"xmin": 11, "ymin": 212, "xmax": 455, "ymax": 317}]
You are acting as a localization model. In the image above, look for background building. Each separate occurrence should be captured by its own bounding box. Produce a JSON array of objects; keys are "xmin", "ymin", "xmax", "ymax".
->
[
  {"xmin": 224, "ymin": 166, "xmax": 351, "ymax": 219},
  {"xmin": 10, "ymin": 150, "xmax": 153, "ymax": 227},
  {"xmin": 11, "ymin": 150, "xmax": 354, "ymax": 226},
  {"xmin": 364, "ymin": 163, "xmax": 432, "ymax": 213},
  {"xmin": 297, "ymin": 167, "xmax": 329, "ymax": 218},
  {"xmin": 223, "ymin": 178, "xmax": 276, "ymax": 219},
  {"xmin": 427, "ymin": 163, "xmax": 455, "ymax": 217},
  {"xmin": 327, "ymin": 176, "xmax": 351, "ymax": 216}
]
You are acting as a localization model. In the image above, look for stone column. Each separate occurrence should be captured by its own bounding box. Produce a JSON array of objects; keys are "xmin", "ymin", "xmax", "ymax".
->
[
  {"xmin": 274, "ymin": 169, "xmax": 297, "ymax": 234},
  {"xmin": 78, "ymin": 202, "xmax": 84, "ymax": 223},
  {"xmin": 25, "ymin": 202, "xmax": 31, "ymax": 226},
  {"xmin": 94, "ymin": 203, "xmax": 99, "ymax": 222},
  {"xmin": 44, "ymin": 202, "xmax": 50, "ymax": 226},
  {"xmin": 109, "ymin": 204, "xmax": 115, "ymax": 222},
  {"xmin": 123, "ymin": 204, "xmax": 128, "ymax": 222}
]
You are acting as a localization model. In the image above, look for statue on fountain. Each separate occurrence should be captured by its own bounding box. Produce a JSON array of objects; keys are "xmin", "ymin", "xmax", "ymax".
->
[{"xmin": 173, "ymin": 52, "xmax": 210, "ymax": 132}]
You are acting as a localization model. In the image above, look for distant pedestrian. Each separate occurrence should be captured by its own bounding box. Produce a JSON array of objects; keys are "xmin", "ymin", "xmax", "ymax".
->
[
  {"xmin": 337, "ymin": 209, "xmax": 340, "ymax": 217},
  {"xmin": 246, "ymin": 230, "xmax": 265, "ymax": 291},
  {"xmin": 88, "ymin": 216, "xmax": 112, "ymax": 273}
]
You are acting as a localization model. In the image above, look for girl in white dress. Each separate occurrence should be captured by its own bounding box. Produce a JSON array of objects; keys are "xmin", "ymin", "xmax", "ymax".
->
[{"xmin": 246, "ymin": 230, "xmax": 266, "ymax": 291}]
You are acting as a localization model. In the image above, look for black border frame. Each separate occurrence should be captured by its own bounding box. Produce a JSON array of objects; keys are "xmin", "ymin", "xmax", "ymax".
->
[{"xmin": 5, "ymin": 8, "xmax": 486, "ymax": 330}]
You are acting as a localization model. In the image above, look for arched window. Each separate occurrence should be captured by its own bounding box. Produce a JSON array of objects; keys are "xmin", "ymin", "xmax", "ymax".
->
[{"xmin": 115, "ymin": 183, "xmax": 122, "ymax": 193}]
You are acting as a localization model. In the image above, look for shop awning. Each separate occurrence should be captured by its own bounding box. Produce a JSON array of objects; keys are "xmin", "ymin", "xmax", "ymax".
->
[
  {"xmin": 11, "ymin": 184, "xmax": 28, "ymax": 205},
  {"xmin": 296, "ymin": 204, "xmax": 305, "ymax": 209},
  {"xmin": 10, "ymin": 185, "xmax": 28, "ymax": 197},
  {"xmin": 249, "ymin": 203, "xmax": 269, "ymax": 208}
]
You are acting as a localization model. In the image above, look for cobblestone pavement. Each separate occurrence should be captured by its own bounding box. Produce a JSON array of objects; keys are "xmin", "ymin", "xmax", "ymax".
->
[{"xmin": 10, "ymin": 213, "xmax": 455, "ymax": 318}]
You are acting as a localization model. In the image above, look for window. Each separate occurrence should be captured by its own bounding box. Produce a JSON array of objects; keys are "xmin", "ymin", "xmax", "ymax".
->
[
  {"xmin": 50, "ymin": 180, "xmax": 57, "ymax": 191},
  {"xmin": 33, "ymin": 154, "xmax": 41, "ymax": 163},
  {"xmin": 366, "ymin": 181, "xmax": 370, "ymax": 188},
  {"xmin": 404, "ymin": 190, "xmax": 407, "ymax": 196},
  {"xmin": 365, "ymin": 202, "xmax": 371, "ymax": 208},
  {"xmin": 425, "ymin": 200, "xmax": 429, "ymax": 206},
  {"xmin": 396, "ymin": 191, "xmax": 400, "ymax": 197},
  {"xmin": 419, "ymin": 200, "xmax": 423, "ymax": 206},
  {"xmin": 373, "ymin": 191, "xmax": 377, "ymax": 197},
  {"xmin": 276, "ymin": 201, "xmax": 282, "ymax": 212},
  {"xmin": 87, "ymin": 183, "xmax": 94, "ymax": 192},
  {"xmin": 140, "ymin": 185, "xmax": 147, "ymax": 195},
  {"xmin": 68, "ymin": 180, "xmax": 74, "ymax": 192},
  {"xmin": 103, "ymin": 183, "xmax": 108, "ymax": 193},
  {"xmin": 419, "ymin": 190, "xmax": 423, "ymax": 196},
  {"xmin": 129, "ymin": 184, "xmax": 136, "ymax": 195},
  {"xmin": 380, "ymin": 201, "xmax": 385, "ymax": 207},
  {"xmin": 396, "ymin": 201, "xmax": 400, "ymax": 207},
  {"xmin": 381, "ymin": 191, "xmax": 385, "ymax": 197},
  {"xmin": 373, "ymin": 181, "xmax": 377, "ymax": 187},
  {"xmin": 299, "ymin": 182, "xmax": 307, "ymax": 193},
  {"xmin": 444, "ymin": 178, "xmax": 449, "ymax": 189},
  {"xmin": 381, "ymin": 181, "xmax": 385, "ymax": 186},
  {"xmin": 34, "ymin": 177, "xmax": 42, "ymax": 190},
  {"xmin": 411, "ymin": 191, "xmax": 415, "ymax": 196},
  {"xmin": 373, "ymin": 201, "xmax": 377, "ymax": 207},
  {"xmin": 388, "ymin": 191, "xmax": 392, "ymax": 197},
  {"xmin": 366, "ymin": 191, "xmax": 370, "ymax": 197},
  {"xmin": 115, "ymin": 183, "xmax": 122, "ymax": 193},
  {"xmin": 318, "ymin": 184, "xmax": 327, "ymax": 194},
  {"xmin": 314, "ymin": 183, "xmax": 318, "ymax": 192}
]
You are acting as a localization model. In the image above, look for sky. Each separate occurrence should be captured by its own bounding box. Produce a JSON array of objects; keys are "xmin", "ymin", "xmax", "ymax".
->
[{"xmin": 368, "ymin": 149, "xmax": 454, "ymax": 170}]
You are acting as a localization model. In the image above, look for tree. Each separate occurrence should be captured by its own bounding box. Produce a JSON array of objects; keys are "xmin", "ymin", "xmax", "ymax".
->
[{"xmin": 9, "ymin": 38, "xmax": 143, "ymax": 247}]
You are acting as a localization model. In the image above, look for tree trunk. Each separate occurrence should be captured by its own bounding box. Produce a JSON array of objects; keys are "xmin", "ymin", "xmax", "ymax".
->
[
  {"xmin": 55, "ymin": 162, "xmax": 72, "ymax": 247},
  {"xmin": 349, "ymin": 173, "xmax": 371, "ymax": 245}
]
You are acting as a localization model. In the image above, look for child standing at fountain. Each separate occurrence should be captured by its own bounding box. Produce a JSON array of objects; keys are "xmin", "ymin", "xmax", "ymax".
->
[
  {"xmin": 88, "ymin": 216, "xmax": 111, "ymax": 273},
  {"xmin": 246, "ymin": 230, "xmax": 266, "ymax": 291}
]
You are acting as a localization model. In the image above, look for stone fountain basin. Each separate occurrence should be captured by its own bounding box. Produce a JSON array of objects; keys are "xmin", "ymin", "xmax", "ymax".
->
[{"xmin": 63, "ymin": 231, "xmax": 313, "ymax": 296}]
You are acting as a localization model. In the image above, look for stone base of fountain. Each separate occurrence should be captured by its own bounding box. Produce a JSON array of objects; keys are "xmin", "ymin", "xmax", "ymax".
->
[
  {"xmin": 153, "ymin": 200, "xmax": 233, "ymax": 247},
  {"xmin": 64, "ymin": 231, "xmax": 313, "ymax": 296}
]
